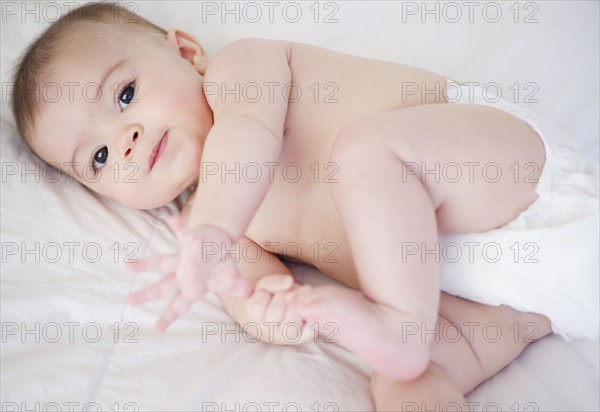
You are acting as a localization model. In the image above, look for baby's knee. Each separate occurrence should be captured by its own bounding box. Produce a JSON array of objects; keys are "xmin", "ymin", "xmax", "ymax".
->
[
  {"xmin": 330, "ymin": 122, "xmax": 377, "ymax": 163},
  {"xmin": 330, "ymin": 115, "xmax": 402, "ymax": 164},
  {"xmin": 370, "ymin": 363, "xmax": 467, "ymax": 411}
]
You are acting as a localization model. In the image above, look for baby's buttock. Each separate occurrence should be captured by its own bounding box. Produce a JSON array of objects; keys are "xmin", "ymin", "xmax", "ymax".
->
[{"xmin": 438, "ymin": 79, "xmax": 600, "ymax": 342}]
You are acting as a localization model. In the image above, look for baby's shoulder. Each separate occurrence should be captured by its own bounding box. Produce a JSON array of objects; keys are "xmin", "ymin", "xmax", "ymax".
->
[
  {"xmin": 205, "ymin": 38, "xmax": 292, "ymax": 79},
  {"xmin": 203, "ymin": 38, "xmax": 295, "ymax": 112},
  {"xmin": 204, "ymin": 38, "xmax": 341, "ymax": 81}
]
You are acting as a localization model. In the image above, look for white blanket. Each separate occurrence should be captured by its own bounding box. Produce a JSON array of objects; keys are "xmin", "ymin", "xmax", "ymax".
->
[{"xmin": 1, "ymin": 1, "xmax": 598, "ymax": 411}]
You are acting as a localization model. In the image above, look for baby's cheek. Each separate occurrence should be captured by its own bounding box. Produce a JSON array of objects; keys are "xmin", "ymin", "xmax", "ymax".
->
[
  {"xmin": 114, "ymin": 180, "xmax": 166, "ymax": 210},
  {"xmin": 173, "ymin": 151, "xmax": 202, "ymax": 188}
]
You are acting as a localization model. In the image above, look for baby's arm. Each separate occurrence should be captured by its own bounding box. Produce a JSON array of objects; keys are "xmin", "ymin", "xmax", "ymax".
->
[
  {"xmin": 217, "ymin": 236, "xmax": 310, "ymax": 346},
  {"xmin": 127, "ymin": 40, "xmax": 292, "ymax": 329},
  {"xmin": 187, "ymin": 39, "xmax": 291, "ymax": 240}
]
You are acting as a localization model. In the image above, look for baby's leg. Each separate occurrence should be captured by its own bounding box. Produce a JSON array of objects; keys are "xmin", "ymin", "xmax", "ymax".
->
[
  {"xmin": 290, "ymin": 103, "xmax": 545, "ymax": 380},
  {"xmin": 371, "ymin": 293, "xmax": 552, "ymax": 411},
  {"xmin": 372, "ymin": 362, "xmax": 465, "ymax": 412}
]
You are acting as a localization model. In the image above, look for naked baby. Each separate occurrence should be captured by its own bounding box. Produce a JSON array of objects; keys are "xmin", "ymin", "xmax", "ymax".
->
[{"xmin": 12, "ymin": 3, "xmax": 599, "ymax": 410}]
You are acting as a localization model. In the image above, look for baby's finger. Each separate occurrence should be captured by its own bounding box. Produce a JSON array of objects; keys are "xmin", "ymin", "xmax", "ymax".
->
[
  {"xmin": 126, "ymin": 253, "xmax": 179, "ymax": 274},
  {"xmin": 126, "ymin": 273, "xmax": 177, "ymax": 305},
  {"xmin": 176, "ymin": 239, "xmax": 209, "ymax": 294},
  {"xmin": 154, "ymin": 293, "xmax": 193, "ymax": 333},
  {"xmin": 228, "ymin": 276, "xmax": 254, "ymax": 298},
  {"xmin": 175, "ymin": 247, "xmax": 209, "ymax": 301},
  {"xmin": 245, "ymin": 289, "xmax": 271, "ymax": 319},
  {"xmin": 287, "ymin": 286, "xmax": 315, "ymax": 314},
  {"xmin": 255, "ymin": 275, "xmax": 294, "ymax": 294},
  {"xmin": 206, "ymin": 257, "xmax": 252, "ymax": 299},
  {"xmin": 284, "ymin": 285, "xmax": 312, "ymax": 305},
  {"xmin": 280, "ymin": 307, "xmax": 310, "ymax": 344},
  {"xmin": 263, "ymin": 292, "xmax": 287, "ymax": 324},
  {"xmin": 166, "ymin": 214, "xmax": 191, "ymax": 243}
]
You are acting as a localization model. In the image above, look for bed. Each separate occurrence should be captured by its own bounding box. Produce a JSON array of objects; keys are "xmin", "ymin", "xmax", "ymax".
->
[{"xmin": 1, "ymin": 1, "xmax": 598, "ymax": 411}]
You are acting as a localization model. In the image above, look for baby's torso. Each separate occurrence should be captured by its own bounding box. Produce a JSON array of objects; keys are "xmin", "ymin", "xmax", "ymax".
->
[{"xmin": 221, "ymin": 42, "xmax": 448, "ymax": 287}]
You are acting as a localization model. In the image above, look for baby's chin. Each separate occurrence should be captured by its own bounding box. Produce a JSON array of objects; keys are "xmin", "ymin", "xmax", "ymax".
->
[
  {"xmin": 91, "ymin": 153, "xmax": 201, "ymax": 210},
  {"xmin": 139, "ymin": 180, "xmax": 199, "ymax": 210},
  {"xmin": 125, "ymin": 163, "xmax": 201, "ymax": 209},
  {"xmin": 107, "ymin": 186, "xmax": 184, "ymax": 210}
]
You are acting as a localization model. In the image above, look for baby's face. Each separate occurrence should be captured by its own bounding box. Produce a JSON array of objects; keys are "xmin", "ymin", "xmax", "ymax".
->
[{"xmin": 31, "ymin": 26, "xmax": 212, "ymax": 209}]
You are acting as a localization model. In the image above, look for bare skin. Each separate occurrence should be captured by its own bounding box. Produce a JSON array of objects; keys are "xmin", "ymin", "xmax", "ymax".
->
[
  {"xmin": 200, "ymin": 40, "xmax": 550, "ymax": 380},
  {"xmin": 185, "ymin": 41, "xmax": 553, "ymax": 406},
  {"xmin": 32, "ymin": 27, "xmax": 553, "ymax": 410},
  {"xmin": 180, "ymin": 195, "xmax": 553, "ymax": 409}
]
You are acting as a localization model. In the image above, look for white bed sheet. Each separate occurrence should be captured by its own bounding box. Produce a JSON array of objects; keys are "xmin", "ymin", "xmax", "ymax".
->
[{"xmin": 1, "ymin": 1, "xmax": 598, "ymax": 411}]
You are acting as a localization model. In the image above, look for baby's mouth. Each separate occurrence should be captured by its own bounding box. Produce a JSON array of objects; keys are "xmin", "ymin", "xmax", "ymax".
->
[{"xmin": 149, "ymin": 131, "xmax": 168, "ymax": 170}]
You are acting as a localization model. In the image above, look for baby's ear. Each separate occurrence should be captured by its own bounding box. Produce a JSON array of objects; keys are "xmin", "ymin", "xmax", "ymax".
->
[{"xmin": 167, "ymin": 29, "xmax": 209, "ymax": 74}]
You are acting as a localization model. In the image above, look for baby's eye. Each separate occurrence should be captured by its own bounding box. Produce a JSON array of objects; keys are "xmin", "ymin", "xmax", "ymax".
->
[
  {"xmin": 118, "ymin": 82, "xmax": 136, "ymax": 111},
  {"xmin": 93, "ymin": 146, "xmax": 108, "ymax": 172}
]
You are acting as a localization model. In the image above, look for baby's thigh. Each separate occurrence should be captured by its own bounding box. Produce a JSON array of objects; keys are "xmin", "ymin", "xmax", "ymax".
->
[
  {"xmin": 430, "ymin": 292, "xmax": 552, "ymax": 394},
  {"xmin": 421, "ymin": 104, "xmax": 546, "ymax": 233},
  {"xmin": 339, "ymin": 103, "xmax": 546, "ymax": 232}
]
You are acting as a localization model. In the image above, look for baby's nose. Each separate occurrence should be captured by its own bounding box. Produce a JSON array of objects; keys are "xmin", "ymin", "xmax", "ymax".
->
[
  {"xmin": 124, "ymin": 131, "xmax": 139, "ymax": 157},
  {"xmin": 119, "ymin": 126, "xmax": 143, "ymax": 159}
]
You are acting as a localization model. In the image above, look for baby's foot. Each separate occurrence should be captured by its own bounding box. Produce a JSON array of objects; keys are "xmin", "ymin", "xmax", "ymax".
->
[{"xmin": 286, "ymin": 285, "xmax": 430, "ymax": 380}]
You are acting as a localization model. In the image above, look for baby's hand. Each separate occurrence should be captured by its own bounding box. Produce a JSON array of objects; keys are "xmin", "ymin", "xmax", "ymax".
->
[
  {"xmin": 126, "ymin": 215, "xmax": 253, "ymax": 333},
  {"xmin": 244, "ymin": 274, "xmax": 312, "ymax": 345}
]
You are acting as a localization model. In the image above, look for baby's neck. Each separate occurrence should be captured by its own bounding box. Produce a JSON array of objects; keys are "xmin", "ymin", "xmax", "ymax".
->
[{"xmin": 174, "ymin": 184, "xmax": 197, "ymax": 212}]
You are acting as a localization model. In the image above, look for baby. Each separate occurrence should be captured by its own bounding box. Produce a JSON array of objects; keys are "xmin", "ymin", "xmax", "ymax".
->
[{"xmin": 11, "ymin": 3, "xmax": 598, "ymax": 411}]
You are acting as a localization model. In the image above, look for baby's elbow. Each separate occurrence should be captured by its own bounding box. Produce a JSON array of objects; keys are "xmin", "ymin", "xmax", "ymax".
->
[
  {"xmin": 382, "ymin": 345, "xmax": 431, "ymax": 382},
  {"xmin": 401, "ymin": 354, "xmax": 431, "ymax": 382}
]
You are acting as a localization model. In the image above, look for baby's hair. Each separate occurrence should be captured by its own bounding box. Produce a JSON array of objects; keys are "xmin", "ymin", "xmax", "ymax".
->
[{"xmin": 10, "ymin": 2, "xmax": 167, "ymax": 154}]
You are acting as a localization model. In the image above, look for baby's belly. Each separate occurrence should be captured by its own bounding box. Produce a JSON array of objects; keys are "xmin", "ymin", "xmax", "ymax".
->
[
  {"xmin": 247, "ymin": 176, "xmax": 361, "ymax": 288},
  {"xmin": 281, "ymin": 231, "xmax": 360, "ymax": 290},
  {"xmin": 283, "ymin": 198, "xmax": 361, "ymax": 289}
]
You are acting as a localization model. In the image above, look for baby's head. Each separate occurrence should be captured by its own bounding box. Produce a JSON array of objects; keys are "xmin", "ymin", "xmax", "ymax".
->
[{"xmin": 12, "ymin": 3, "xmax": 213, "ymax": 209}]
